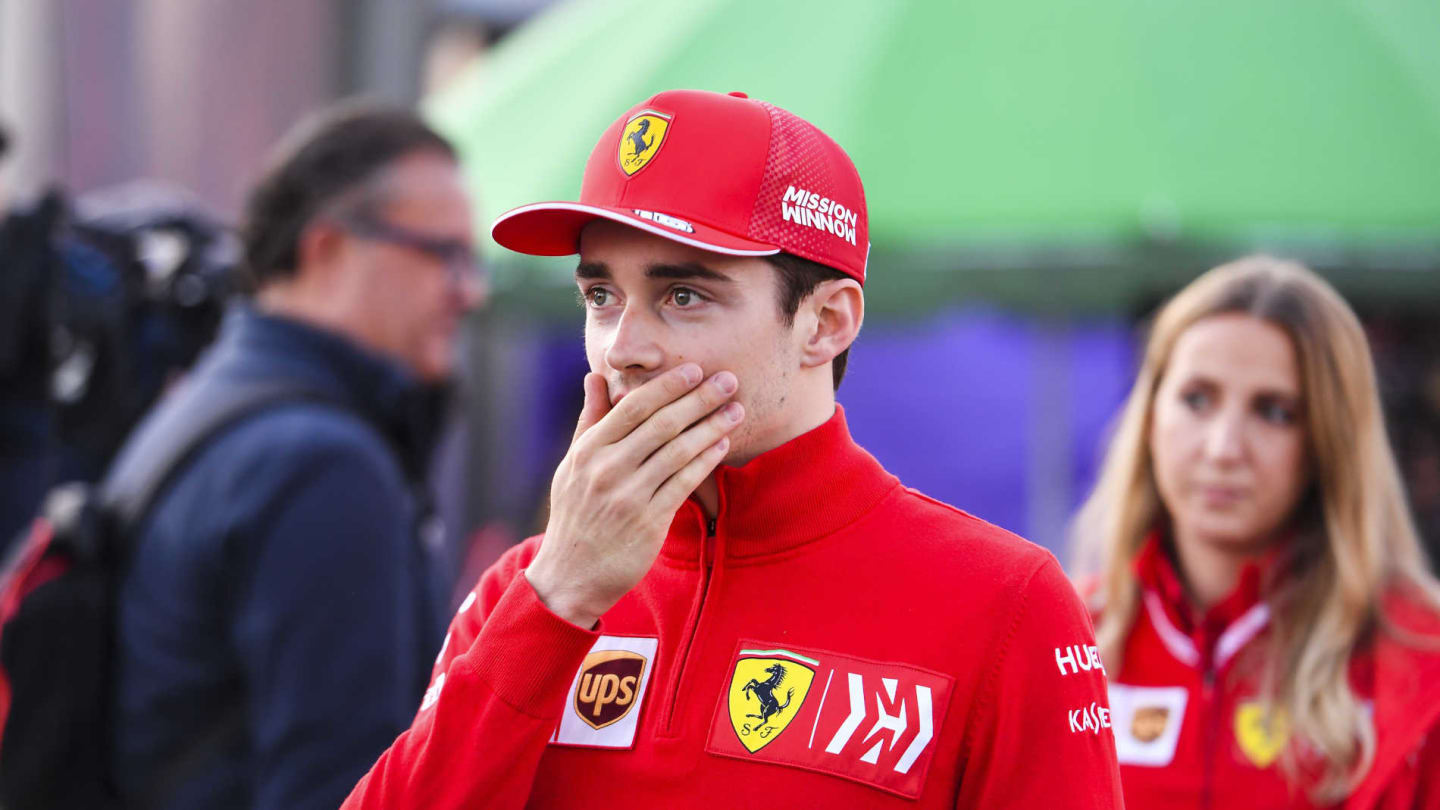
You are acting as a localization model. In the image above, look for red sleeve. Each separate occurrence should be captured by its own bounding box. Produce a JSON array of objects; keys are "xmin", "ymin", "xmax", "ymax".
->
[
  {"xmin": 427, "ymin": 539, "xmax": 528, "ymax": 685},
  {"xmin": 341, "ymin": 543, "xmax": 599, "ymax": 810},
  {"xmin": 1378, "ymin": 723, "xmax": 1440, "ymax": 810},
  {"xmin": 1413, "ymin": 728, "xmax": 1440, "ymax": 810},
  {"xmin": 954, "ymin": 556, "xmax": 1124, "ymax": 809}
]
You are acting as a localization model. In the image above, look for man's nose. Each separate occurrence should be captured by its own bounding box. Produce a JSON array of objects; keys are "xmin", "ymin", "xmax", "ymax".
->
[
  {"xmin": 456, "ymin": 270, "xmax": 488, "ymax": 311},
  {"xmin": 603, "ymin": 306, "xmax": 664, "ymax": 372},
  {"xmin": 449, "ymin": 257, "xmax": 488, "ymax": 311}
]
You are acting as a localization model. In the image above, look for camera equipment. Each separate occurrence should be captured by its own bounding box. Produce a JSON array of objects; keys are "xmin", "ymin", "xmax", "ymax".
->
[{"xmin": 0, "ymin": 181, "xmax": 239, "ymax": 483}]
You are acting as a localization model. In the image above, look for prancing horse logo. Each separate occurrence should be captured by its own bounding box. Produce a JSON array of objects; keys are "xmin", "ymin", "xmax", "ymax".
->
[
  {"xmin": 744, "ymin": 664, "xmax": 795, "ymax": 728},
  {"xmin": 726, "ymin": 651, "xmax": 816, "ymax": 754},
  {"xmin": 617, "ymin": 110, "xmax": 671, "ymax": 176},
  {"xmin": 627, "ymin": 119, "xmax": 654, "ymax": 160}
]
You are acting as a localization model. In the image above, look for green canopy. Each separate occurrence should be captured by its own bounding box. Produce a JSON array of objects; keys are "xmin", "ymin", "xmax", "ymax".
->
[{"xmin": 427, "ymin": 0, "xmax": 1440, "ymax": 316}]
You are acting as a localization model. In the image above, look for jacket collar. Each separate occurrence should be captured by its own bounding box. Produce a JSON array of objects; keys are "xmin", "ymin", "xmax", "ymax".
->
[
  {"xmin": 660, "ymin": 405, "xmax": 900, "ymax": 566},
  {"xmin": 1135, "ymin": 530, "xmax": 1275, "ymax": 671},
  {"xmin": 203, "ymin": 304, "xmax": 449, "ymax": 480}
]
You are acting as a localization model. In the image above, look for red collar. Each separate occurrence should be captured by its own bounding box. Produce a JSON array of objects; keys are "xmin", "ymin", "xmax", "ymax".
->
[
  {"xmin": 1134, "ymin": 531, "xmax": 1277, "ymax": 670},
  {"xmin": 660, "ymin": 405, "xmax": 900, "ymax": 566}
]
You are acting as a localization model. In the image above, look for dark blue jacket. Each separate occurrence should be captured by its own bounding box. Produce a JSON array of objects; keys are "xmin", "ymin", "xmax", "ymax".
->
[{"xmin": 110, "ymin": 305, "xmax": 449, "ymax": 810}]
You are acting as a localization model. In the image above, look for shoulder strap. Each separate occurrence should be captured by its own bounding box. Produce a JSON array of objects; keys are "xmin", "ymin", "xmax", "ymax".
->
[
  {"xmin": 100, "ymin": 378, "xmax": 332, "ymax": 532},
  {"xmin": 95, "ymin": 378, "xmax": 333, "ymax": 807}
]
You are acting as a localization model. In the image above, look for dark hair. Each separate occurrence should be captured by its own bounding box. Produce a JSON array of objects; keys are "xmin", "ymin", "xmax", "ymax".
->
[
  {"xmin": 241, "ymin": 100, "xmax": 455, "ymax": 289},
  {"xmin": 763, "ymin": 252, "xmax": 853, "ymax": 391}
]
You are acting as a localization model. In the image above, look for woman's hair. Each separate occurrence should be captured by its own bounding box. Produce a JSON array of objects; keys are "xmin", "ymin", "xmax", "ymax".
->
[{"xmin": 1072, "ymin": 255, "xmax": 1440, "ymax": 800}]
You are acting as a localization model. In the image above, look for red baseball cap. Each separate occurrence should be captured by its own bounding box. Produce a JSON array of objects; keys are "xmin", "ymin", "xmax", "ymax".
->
[{"xmin": 491, "ymin": 89, "xmax": 870, "ymax": 283}]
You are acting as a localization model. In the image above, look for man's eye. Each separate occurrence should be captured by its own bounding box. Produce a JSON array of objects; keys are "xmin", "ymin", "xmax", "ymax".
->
[
  {"xmin": 585, "ymin": 288, "xmax": 610, "ymax": 307},
  {"xmin": 670, "ymin": 288, "xmax": 699, "ymax": 307}
]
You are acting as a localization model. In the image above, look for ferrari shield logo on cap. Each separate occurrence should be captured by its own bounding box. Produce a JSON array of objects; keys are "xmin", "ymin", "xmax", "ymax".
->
[
  {"xmin": 1234, "ymin": 700, "xmax": 1290, "ymax": 768},
  {"xmin": 574, "ymin": 649, "xmax": 648, "ymax": 730},
  {"xmin": 726, "ymin": 649, "xmax": 817, "ymax": 753},
  {"xmin": 617, "ymin": 110, "xmax": 671, "ymax": 176}
]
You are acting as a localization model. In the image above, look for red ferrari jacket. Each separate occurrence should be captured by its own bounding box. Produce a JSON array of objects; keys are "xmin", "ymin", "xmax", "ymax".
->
[
  {"xmin": 1105, "ymin": 534, "xmax": 1440, "ymax": 809},
  {"xmin": 345, "ymin": 408, "xmax": 1122, "ymax": 808}
]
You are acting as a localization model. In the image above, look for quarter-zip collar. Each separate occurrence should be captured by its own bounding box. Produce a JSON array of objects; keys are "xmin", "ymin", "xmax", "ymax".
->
[
  {"xmin": 1134, "ymin": 530, "xmax": 1280, "ymax": 672},
  {"xmin": 659, "ymin": 405, "xmax": 900, "ymax": 566}
]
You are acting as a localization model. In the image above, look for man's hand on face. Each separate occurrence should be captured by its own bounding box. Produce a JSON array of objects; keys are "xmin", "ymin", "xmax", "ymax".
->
[{"xmin": 525, "ymin": 363, "xmax": 743, "ymax": 628}]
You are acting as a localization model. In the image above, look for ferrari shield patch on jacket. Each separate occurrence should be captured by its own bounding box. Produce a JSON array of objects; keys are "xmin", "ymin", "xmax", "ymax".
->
[
  {"xmin": 1234, "ymin": 700, "xmax": 1289, "ymax": 768},
  {"xmin": 707, "ymin": 640, "xmax": 954, "ymax": 799},
  {"xmin": 550, "ymin": 635, "xmax": 658, "ymax": 749},
  {"xmin": 726, "ymin": 650, "xmax": 818, "ymax": 752}
]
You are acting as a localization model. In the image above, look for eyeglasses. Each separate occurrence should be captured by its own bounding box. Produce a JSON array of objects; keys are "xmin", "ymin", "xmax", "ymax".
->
[{"xmin": 336, "ymin": 214, "xmax": 484, "ymax": 286}]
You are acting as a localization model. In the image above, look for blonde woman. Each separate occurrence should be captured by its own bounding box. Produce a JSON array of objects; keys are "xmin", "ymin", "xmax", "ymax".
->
[{"xmin": 1073, "ymin": 256, "xmax": 1440, "ymax": 808}]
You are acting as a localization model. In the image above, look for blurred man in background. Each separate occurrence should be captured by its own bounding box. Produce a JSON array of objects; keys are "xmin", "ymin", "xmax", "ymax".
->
[{"xmin": 108, "ymin": 102, "xmax": 484, "ymax": 810}]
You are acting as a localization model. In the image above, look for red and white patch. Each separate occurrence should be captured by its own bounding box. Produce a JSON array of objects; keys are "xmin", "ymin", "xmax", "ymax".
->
[
  {"xmin": 706, "ymin": 640, "xmax": 954, "ymax": 798},
  {"xmin": 549, "ymin": 635, "xmax": 659, "ymax": 749},
  {"xmin": 1108, "ymin": 683, "xmax": 1188, "ymax": 766}
]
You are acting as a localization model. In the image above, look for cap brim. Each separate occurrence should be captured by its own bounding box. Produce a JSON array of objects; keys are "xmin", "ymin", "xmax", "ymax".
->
[{"xmin": 491, "ymin": 202, "xmax": 780, "ymax": 259}]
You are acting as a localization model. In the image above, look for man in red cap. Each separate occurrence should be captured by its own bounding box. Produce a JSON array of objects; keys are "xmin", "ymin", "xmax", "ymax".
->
[{"xmin": 345, "ymin": 90, "xmax": 1122, "ymax": 808}]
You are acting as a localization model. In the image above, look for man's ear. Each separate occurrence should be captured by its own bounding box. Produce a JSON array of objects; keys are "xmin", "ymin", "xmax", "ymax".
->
[
  {"xmin": 798, "ymin": 278, "xmax": 864, "ymax": 369},
  {"xmin": 293, "ymin": 219, "xmax": 346, "ymax": 284}
]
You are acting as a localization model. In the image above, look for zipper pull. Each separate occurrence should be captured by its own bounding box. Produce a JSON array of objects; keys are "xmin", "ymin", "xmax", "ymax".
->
[{"xmin": 702, "ymin": 517, "xmax": 719, "ymax": 571}]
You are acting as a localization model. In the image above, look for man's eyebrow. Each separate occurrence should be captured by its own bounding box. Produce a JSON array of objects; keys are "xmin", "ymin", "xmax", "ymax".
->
[
  {"xmin": 575, "ymin": 261, "xmax": 610, "ymax": 280},
  {"xmin": 646, "ymin": 262, "xmax": 734, "ymax": 283}
]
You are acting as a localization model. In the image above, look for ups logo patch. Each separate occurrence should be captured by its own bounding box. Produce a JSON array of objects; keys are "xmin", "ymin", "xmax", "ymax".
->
[
  {"xmin": 1131, "ymin": 705, "xmax": 1170, "ymax": 743},
  {"xmin": 550, "ymin": 635, "xmax": 656, "ymax": 749},
  {"xmin": 575, "ymin": 650, "xmax": 647, "ymax": 730}
]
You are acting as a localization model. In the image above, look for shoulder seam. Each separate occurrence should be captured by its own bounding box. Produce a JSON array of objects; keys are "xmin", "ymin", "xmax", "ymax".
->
[
  {"xmin": 958, "ymin": 555, "xmax": 1052, "ymax": 766},
  {"xmin": 899, "ymin": 487, "xmax": 1051, "ymax": 564},
  {"xmin": 210, "ymin": 404, "xmax": 397, "ymax": 473},
  {"xmin": 224, "ymin": 400, "xmax": 375, "ymax": 439},
  {"xmin": 902, "ymin": 487, "xmax": 978, "ymax": 520},
  {"xmin": 901, "ymin": 487, "xmax": 1034, "ymax": 540}
]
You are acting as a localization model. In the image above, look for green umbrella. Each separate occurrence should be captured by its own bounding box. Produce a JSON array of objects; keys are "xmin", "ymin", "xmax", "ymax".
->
[{"xmin": 427, "ymin": 0, "xmax": 1440, "ymax": 316}]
